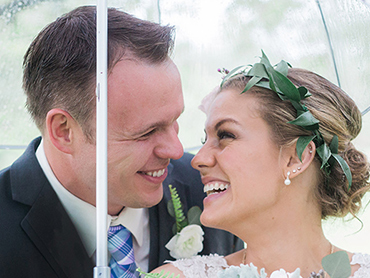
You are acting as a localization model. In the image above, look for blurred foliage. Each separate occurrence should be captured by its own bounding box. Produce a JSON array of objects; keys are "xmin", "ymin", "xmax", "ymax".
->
[
  {"xmin": 0, "ymin": 0, "xmax": 369, "ymax": 255},
  {"xmin": 0, "ymin": 0, "xmax": 370, "ymax": 164}
]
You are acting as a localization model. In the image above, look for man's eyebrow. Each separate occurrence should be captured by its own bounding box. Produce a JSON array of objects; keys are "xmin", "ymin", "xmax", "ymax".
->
[
  {"xmin": 130, "ymin": 107, "xmax": 185, "ymax": 138},
  {"xmin": 131, "ymin": 121, "xmax": 167, "ymax": 137}
]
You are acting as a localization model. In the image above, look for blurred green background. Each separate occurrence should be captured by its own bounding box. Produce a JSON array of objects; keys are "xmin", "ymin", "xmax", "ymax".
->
[{"xmin": 1, "ymin": 0, "xmax": 370, "ymax": 253}]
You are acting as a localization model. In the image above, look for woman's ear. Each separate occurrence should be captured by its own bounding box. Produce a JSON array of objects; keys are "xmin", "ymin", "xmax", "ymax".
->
[
  {"xmin": 282, "ymin": 140, "xmax": 316, "ymax": 181},
  {"xmin": 46, "ymin": 109, "xmax": 79, "ymax": 154}
]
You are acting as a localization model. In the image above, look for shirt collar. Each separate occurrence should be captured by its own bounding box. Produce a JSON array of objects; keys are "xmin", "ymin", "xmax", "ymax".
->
[
  {"xmin": 109, "ymin": 207, "xmax": 145, "ymax": 247},
  {"xmin": 35, "ymin": 139, "xmax": 145, "ymax": 257}
]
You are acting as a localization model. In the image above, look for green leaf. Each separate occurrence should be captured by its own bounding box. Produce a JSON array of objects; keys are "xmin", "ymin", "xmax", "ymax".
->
[
  {"xmin": 246, "ymin": 62, "xmax": 269, "ymax": 78},
  {"xmin": 317, "ymin": 144, "xmax": 332, "ymax": 169},
  {"xmin": 266, "ymin": 67, "xmax": 277, "ymax": 93},
  {"xmin": 290, "ymin": 100, "xmax": 305, "ymax": 113},
  {"xmin": 136, "ymin": 267, "xmax": 181, "ymax": 278},
  {"xmin": 179, "ymin": 219, "xmax": 189, "ymax": 230},
  {"xmin": 329, "ymin": 135, "xmax": 339, "ymax": 154},
  {"xmin": 260, "ymin": 51, "xmax": 278, "ymax": 93},
  {"xmin": 172, "ymin": 223, "xmax": 177, "ymax": 235},
  {"xmin": 168, "ymin": 185, "xmax": 187, "ymax": 233},
  {"xmin": 270, "ymin": 69, "xmax": 301, "ymax": 102},
  {"xmin": 255, "ymin": 80, "xmax": 271, "ymax": 90},
  {"xmin": 220, "ymin": 65, "xmax": 246, "ymax": 88},
  {"xmin": 275, "ymin": 60, "xmax": 289, "ymax": 76},
  {"xmin": 296, "ymin": 136, "xmax": 316, "ymax": 162},
  {"xmin": 187, "ymin": 206, "xmax": 202, "ymax": 226},
  {"xmin": 241, "ymin": 76, "xmax": 262, "ymax": 93},
  {"xmin": 167, "ymin": 200, "xmax": 175, "ymax": 218},
  {"xmin": 332, "ymin": 153, "xmax": 352, "ymax": 191},
  {"xmin": 260, "ymin": 50, "xmax": 273, "ymax": 69},
  {"xmin": 321, "ymin": 251, "xmax": 351, "ymax": 278},
  {"xmin": 298, "ymin": 86, "xmax": 311, "ymax": 99},
  {"xmin": 288, "ymin": 111, "xmax": 320, "ymax": 129}
]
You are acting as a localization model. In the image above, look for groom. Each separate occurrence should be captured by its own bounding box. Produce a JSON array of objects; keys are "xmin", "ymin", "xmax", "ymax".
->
[{"xmin": 0, "ymin": 6, "xmax": 243, "ymax": 278}]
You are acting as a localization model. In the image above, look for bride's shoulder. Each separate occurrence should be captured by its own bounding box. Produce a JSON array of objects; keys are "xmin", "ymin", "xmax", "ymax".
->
[
  {"xmin": 151, "ymin": 262, "xmax": 186, "ymax": 278},
  {"xmin": 350, "ymin": 253, "xmax": 370, "ymax": 277},
  {"xmin": 224, "ymin": 248, "xmax": 245, "ymax": 266},
  {"xmin": 169, "ymin": 253, "xmax": 229, "ymax": 268},
  {"xmin": 351, "ymin": 252, "xmax": 370, "ymax": 265},
  {"xmin": 151, "ymin": 254, "xmax": 228, "ymax": 278}
]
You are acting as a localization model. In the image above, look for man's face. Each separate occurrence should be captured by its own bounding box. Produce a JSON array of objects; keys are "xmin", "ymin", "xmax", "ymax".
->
[{"xmin": 82, "ymin": 58, "xmax": 184, "ymax": 214}]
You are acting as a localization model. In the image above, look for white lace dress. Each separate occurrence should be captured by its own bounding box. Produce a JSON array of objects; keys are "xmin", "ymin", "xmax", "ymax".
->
[{"xmin": 168, "ymin": 253, "xmax": 370, "ymax": 278}]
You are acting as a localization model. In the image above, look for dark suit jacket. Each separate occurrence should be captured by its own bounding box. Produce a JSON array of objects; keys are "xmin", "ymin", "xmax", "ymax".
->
[{"xmin": 0, "ymin": 137, "xmax": 243, "ymax": 277}]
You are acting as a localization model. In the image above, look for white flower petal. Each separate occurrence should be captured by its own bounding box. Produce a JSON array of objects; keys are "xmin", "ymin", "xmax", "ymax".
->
[{"xmin": 165, "ymin": 224, "xmax": 204, "ymax": 259}]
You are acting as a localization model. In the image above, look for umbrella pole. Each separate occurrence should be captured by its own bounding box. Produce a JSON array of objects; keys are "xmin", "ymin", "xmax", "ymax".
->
[{"xmin": 94, "ymin": 0, "xmax": 110, "ymax": 277}]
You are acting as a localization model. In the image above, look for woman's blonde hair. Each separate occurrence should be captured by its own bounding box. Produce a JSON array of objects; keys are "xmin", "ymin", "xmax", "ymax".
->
[{"xmin": 220, "ymin": 68, "xmax": 370, "ymax": 219}]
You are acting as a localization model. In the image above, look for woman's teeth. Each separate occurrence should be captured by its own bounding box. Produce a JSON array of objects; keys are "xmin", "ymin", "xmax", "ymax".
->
[
  {"xmin": 143, "ymin": 169, "xmax": 166, "ymax": 177},
  {"xmin": 204, "ymin": 182, "xmax": 230, "ymax": 196}
]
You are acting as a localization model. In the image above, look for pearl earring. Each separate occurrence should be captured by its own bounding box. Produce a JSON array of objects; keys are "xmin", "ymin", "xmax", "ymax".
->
[{"xmin": 284, "ymin": 171, "xmax": 291, "ymax": 185}]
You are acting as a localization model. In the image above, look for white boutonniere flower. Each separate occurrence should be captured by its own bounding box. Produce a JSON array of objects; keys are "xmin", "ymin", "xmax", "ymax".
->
[
  {"xmin": 165, "ymin": 184, "xmax": 204, "ymax": 259},
  {"xmin": 165, "ymin": 224, "xmax": 204, "ymax": 259}
]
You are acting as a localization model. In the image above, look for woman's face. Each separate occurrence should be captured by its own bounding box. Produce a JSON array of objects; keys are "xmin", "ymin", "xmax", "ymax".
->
[{"xmin": 191, "ymin": 89, "xmax": 286, "ymax": 232}]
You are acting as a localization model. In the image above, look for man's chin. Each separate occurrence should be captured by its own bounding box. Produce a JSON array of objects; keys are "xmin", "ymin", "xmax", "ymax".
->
[
  {"xmin": 134, "ymin": 186, "xmax": 164, "ymax": 208},
  {"xmin": 143, "ymin": 193, "xmax": 164, "ymax": 208}
]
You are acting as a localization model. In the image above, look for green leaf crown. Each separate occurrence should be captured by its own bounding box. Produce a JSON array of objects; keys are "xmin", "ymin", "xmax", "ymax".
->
[{"xmin": 220, "ymin": 50, "xmax": 352, "ymax": 191}]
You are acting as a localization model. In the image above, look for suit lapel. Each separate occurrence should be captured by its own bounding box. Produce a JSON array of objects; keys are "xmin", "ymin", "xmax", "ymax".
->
[
  {"xmin": 21, "ymin": 183, "xmax": 94, "ymax": 278},
  {"xmin": 148, "ymin": 206, "xmax": 160, "ymax": 271},
  {"xmin": 11, "ymin": 138, "xmax": 94, "ymax": 277}
]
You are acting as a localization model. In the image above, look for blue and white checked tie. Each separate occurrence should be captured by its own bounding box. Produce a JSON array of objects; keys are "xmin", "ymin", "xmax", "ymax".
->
[{"xmin": 108, "ymin": 225, "xmax": 139, "ymax": 278}]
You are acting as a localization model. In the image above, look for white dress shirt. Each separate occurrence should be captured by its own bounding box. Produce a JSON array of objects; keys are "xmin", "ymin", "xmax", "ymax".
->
[{"xmin": 35, "ymin": 140, "xmax": 150, "ymax": 272}]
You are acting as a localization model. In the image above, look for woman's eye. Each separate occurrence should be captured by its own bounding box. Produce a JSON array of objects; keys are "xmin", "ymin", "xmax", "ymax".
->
[
  {"xmin": 217, "ymin": 130, "xmax": 235, "ymax": 140},
  {"xmin": 201, "ymin": 130, "xmax": 207, "ymax": 145}
]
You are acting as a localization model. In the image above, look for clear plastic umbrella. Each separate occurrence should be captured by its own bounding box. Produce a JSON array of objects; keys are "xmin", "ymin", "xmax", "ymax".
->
[{"xmin": 0, "ymin": 0, "xmax": 370, "ymax": 262}]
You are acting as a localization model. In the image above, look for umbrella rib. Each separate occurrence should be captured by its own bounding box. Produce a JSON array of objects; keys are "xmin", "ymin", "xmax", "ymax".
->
[
  {"xmin": 361, "ymin": 106, "xmax": 370, "ymax": 116},
  {"xmin": 157, "ymin": 0, "xmax": 162, "ymax": 24},
  {"xmin": 315, "ymin": 0, "xmax": 341, "ymax": 88}
]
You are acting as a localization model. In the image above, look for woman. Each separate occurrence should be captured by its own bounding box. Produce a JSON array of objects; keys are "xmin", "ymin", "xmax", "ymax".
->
[{"xmin": 151, "ymin": 52, "xmax": 370, "ymax": 277}]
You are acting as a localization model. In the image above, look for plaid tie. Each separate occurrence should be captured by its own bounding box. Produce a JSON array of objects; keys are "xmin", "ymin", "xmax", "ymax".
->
[{"xmin": 108, "ymin": 225, "xmax": 139, "ymax": 278}]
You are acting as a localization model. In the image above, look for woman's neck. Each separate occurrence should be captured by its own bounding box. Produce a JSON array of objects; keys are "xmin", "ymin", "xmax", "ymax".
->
[{"xmin": 228, "ymin": 197, "xmax": 331, "ymax": 277}]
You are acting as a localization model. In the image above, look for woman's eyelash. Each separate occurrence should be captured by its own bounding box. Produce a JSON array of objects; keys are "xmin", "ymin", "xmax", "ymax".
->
[
  {"xmin": 201, "ymin": 132, "xmax": 207, "ymax": 144},
  {"xmin": 217, "ymin": 130, "xmax": 235, "ymax": 140}
]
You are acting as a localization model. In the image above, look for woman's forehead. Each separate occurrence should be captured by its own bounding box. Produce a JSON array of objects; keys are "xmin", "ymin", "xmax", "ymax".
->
[{"xmin": 206, "ymin": 91, "xmax": 261, "ymax": 126}]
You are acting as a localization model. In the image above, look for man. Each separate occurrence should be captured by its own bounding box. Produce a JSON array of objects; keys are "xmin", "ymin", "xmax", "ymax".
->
[{"xmin": 0, "ymin": 6, "xmax": 243, "ymax": 277}]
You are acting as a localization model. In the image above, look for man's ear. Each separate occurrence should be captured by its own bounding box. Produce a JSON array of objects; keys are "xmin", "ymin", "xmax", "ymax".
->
[
  {"xmin": 282, "ymin": 140, "xmax": 316, "ymax": 180},
  {"xmin": 46, "ymin": 109, "xmax": 79, "ymax": 154}
]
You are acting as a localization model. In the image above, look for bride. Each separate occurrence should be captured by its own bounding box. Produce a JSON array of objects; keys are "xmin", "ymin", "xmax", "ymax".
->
[{"xmin": 151, "ymin": 52, "xmax": 370, "ymax": 277}]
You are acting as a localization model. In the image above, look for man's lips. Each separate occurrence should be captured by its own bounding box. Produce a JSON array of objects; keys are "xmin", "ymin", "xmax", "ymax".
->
[
  {"xmin": 137, "ymin": 168, "xmax": 168, "ymax": 183},
  {"xmin": 138, "ymin": 168, "xmax": 166, "ymax": 178}
]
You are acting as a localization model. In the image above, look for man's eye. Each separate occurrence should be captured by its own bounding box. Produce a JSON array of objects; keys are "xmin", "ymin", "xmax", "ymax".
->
[
  {"xmin": 217, "ymin": 130, "xmax": 235, "ymax": 140},
  {"xmin": 141, "ymin": 129, "xmax": 156, "ymax": 138}
]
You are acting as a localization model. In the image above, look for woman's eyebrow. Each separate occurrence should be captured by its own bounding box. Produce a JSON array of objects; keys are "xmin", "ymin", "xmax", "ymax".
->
[{"xmin": 214, "ymin": 118, "xmax": 240, "ymax": 130}]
